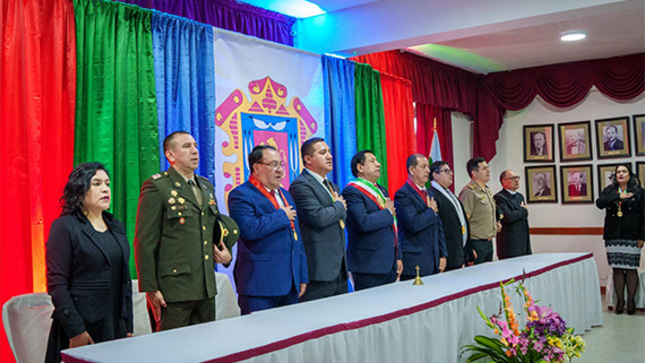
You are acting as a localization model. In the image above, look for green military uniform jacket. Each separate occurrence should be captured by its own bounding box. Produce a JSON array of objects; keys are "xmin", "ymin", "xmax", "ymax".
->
[
  {"xmin": 134, "ymin": 167, "xmax": 219, "ymax": 303},
  {"xmin": 458, "ymin": 180, "xmax": 498, "ymax": 240}
]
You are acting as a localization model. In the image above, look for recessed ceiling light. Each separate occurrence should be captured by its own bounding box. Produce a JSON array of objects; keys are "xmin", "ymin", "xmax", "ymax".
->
[{"xmin": 560, "ymin": 31, "xmax": 587, "ymax": 42}]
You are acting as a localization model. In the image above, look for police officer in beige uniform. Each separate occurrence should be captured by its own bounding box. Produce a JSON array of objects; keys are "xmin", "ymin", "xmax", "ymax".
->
[
  {"xmin": 134, "ymin": 131, "xmax": 233, "ymax": 331},
  {"xmin": 458, "ymin": 157, "xmax": 501, "ymax": 264}
]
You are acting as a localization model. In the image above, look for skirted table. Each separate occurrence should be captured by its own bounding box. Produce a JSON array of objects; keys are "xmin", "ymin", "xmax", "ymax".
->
[{"xmin": 61, "ymin": 253, "xmax": 602, "ymax": 363}]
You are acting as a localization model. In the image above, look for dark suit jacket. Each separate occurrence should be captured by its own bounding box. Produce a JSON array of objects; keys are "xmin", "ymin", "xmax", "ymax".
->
[
  {"xmin": 604, "ymin": 139, "xmax": 624, "ymax": 151},
  {"xmin": 494, "ymin": 190, "xmax": 531, "ymax": 259},
  {"xmin": 430, "ymin": 186, "xmax": 474, "ymax": 268},
  {"xmin": 569, "ymin": 183, "xmax": 587, "ymax": 197},
  {"xmin": 394, "ymin": 183, "xmax": 447, "ymax": 277},
  {"xmin": 228, "ymin": 181, "xmax": 308, "ymax": 297},
  {"xmin": 596, "ymin": 185, "xmax": 645, "ymax": 241},
  {"xmin": 343, "ymin": 183, "xmax": 402, "ymax": 274},
  {"xmin": 134, "ymin": 167, "xmax": 219, "ymax": 303},
  {"xmin": 289, "ymin": 169, "xmax": 347, "ymax": 282},
  {"xmin": 533, "ymin": 186, "xmax": 551, "ymax": 197},
  {"xmin": 530, "ymin": 146, "xmax": 546, "ymax": 156},
  {"xmin": 46, "ymin": 211, "xmax": 133, "ymax": 361}
]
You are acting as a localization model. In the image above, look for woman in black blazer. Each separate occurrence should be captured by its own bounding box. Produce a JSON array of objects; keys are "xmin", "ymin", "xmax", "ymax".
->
[
  {"xmin": 595, "ymin": 163, "xmax": 645, "ymax": 315},
  {"xmin": 45, "ymin": 162, "xmax": 133, "ymax": 362}
]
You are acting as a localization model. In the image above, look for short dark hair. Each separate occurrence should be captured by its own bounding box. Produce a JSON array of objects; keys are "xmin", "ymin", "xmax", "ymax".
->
[
  {"xmin": 466, "ymin": 157, "xmax": 486, "ymax": 178},
  {"xmin": 499, "ymin": 170, "xmax": 510, "ymax": 185},
  {"xmin": 60, "ymin": 162, "xmax": 109, "ymax": 216},
  {"xmin": 532, "ymin": 131, "xmax": 545, "ymax": 140},
  {"xmin": 249, "ymin": 145, "xmax": 277, "ymax": 173},
  {"xmin": 301, "ymin": 137, "xmax": 325, "ymax": 166},
  {"xmin": 163, "ymin": 131, "xmax": 191, "ymax": 153},
  {"xmin": 406, "ymin": 154, "xmax": 425, "ymax": 174},
  {"xmin": 350, "ymin": 150, "xmax": 374, "ymax": 178},
  {"xmin": 606, "ymin": 125, "xmax": 618, "ymax": 134},
  {"xmin": 430, "ymin": 161, "xmax": 449, "ymax": 181}
]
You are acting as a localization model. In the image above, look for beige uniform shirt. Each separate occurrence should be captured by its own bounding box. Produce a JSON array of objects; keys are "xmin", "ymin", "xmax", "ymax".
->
[{"xmin": 459, "ymin": 180, "xmax": 497, "ymax": 240}]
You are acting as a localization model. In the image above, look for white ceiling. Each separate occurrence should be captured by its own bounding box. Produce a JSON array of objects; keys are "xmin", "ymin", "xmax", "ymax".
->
[{"xmin": 292, "ymin": 0, "xmax": 645, "ymax": 74}]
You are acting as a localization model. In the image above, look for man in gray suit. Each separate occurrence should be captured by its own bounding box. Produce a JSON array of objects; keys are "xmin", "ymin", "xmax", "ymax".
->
[{"xmin": 290, "ymin": 137, "xmax": 348, "ymax": 301}]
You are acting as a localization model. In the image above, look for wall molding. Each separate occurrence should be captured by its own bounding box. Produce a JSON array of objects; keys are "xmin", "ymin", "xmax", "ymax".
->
[{"xmin": 529, "ymin": 227, "xmax": 603, "ymax": 235}]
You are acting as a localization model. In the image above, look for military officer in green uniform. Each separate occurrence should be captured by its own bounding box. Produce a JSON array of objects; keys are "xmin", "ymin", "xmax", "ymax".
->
[
  {"xmin": 134, "ymin": 131, "xmax": 233, "ymax": 331},
  {"xmin": 458, "ymin": 157, "xmax": 502, "ymax": 264}
]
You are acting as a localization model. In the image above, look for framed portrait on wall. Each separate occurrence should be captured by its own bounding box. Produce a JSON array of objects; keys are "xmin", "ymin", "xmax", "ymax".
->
[
  {"xmin": 597, "ymin": 163, "xmax": 632, "ymax": 195},
  {"xmin": 523, "ymin": 124, "xmax": 554, "ymax": 162},
  {"xmin": 637, "ymin": 162, "xmax": 645, "ymax": 187},
  {"xmin": 633, "ymin": 114, "xmax": 645, "ymax": 156},
  {"xmin": 560, "ymin": 164, "xmax": 594, "ymax": 204},
  {"xmin": 595, "ymin": 116, "xmax": 631, "ymax": 159},
  {"xmin": 558, "ymin": 121, "xmax": 592, "ymax": 162},
  {"xmin": 525, "ymin": 165, "xmax": 557, "ymax": 203}
]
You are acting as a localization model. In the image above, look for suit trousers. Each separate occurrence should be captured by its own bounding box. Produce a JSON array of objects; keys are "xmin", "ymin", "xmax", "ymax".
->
[
  {"xmin": 471, "ymin": 239, "xmax": 493, "ymax": 264},
  {"xmin": 352, "ymin": 268, "xmax": 397, "ymax": 291},
  {"xmin": 238, "ymin": 285, "xmax": 299, "ymax": 315},
  {"xmin": 157, "ymin": 296, "xmax": 215, "ymax": 331},
  {"xmin": 300, "ymin": 263, "xmax": 348, "ymax": 302}
]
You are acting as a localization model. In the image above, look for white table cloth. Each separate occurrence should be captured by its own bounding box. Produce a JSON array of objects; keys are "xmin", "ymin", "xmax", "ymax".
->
[{"xmin": 61, "ymin": 253, "xmax": 602, "ymax": 363}]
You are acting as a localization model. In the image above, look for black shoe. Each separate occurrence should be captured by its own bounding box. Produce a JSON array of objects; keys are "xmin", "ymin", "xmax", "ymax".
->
[
  {"xmin": 616, "ymin": 307, "xmax": 624, "ymax": 314},
  {"xmin": 627, "ymin": 308, "xmax": 636, "ymax": 315}
]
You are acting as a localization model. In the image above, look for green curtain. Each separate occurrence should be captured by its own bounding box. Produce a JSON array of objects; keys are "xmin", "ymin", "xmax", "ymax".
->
[
  {"xmin": 354, "ymin": 63, "xmax": 389, "ymax": 190},
  {"xmin": 74, "ymin": 0, "xmax": 159, "ymax": 276}
]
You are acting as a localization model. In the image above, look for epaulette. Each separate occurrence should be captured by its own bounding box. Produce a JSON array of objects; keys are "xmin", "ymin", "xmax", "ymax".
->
[
  {"xmin": 199, "ymin": 175, "xmax": 212, "ymax": 184},
  {"xmin": 467, "ymin": 183, "xmax": 477, "ymax": 190}
]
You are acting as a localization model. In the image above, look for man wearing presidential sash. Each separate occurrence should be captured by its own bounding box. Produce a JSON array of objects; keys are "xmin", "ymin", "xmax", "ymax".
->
[
  {"xmin": 342, "ymin": 150, "xmax": 402, "ymax": 291},
  {"xmin": 290, "ymin": 138, "xmax": 348, "ymax": 301},
  {"xmin": 394, "ymin": 154, "xmax": 447, "ymax": 279},
  {"xmin": 228, "ymin": 145, "xmax": 308, "ymax": 314}
]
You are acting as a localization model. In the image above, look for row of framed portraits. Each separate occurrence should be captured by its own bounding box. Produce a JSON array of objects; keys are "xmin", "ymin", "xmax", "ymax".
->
[
  {"xmin": 525, "ymin": 162, "xmax": 645, "ymax": 204},
  {"xmin": 523, "ymin": 114, "xmax": 645, "ymax": 163}
]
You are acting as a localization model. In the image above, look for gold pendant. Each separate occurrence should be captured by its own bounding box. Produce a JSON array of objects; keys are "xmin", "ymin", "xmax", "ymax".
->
[{"xmin": 617, "ymin": 210, "xmax": 623, "ymax": 217}]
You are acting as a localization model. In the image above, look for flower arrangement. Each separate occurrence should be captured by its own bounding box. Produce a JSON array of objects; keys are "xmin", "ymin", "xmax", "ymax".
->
[{"xmin": 461, "ymin": 278, "xmax": 586, "ymax": 362}]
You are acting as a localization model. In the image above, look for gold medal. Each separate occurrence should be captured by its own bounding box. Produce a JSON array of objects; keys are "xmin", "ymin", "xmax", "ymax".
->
[
  {"xmin": 175, "ymin": 182, "xmax": 181, "ymax": 187},
  {"xmin": 168, "ymin": 197, "xmax": 176, "ymax": 204},
  {"xmin": 171, "ymin": 190, "xmax": 178, "ymax": 197},
  {"xmin": 293, "ymin": 231, "xmax": 298, "ymax": 241},
  {"xmin": 339, "ymin": 220, "xmax": 345, "ymax": 229},
  {"xmin": 178, "ymin": 197, "xmax": 185, "ymax": 204},
  {"xmin": 617, "ymin": 210, "xmax": 623, "ymax": 217}
]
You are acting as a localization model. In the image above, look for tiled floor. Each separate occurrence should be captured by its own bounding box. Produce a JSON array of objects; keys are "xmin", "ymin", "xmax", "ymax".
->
[{"xmin": 576, "ymin": 302, "xmax": 645, "ymax": 363}]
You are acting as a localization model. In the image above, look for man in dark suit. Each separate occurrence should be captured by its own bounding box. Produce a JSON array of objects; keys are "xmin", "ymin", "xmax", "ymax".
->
[
  {"xmin": 494, "ymin": 170, "xmax": 531, "ymax": 259},
  {"xmin": 603, "ymin": 125, "xmax": 624, "ymax": 151},
  {"xmin": 228, "ymin": 145, "xmax": 308, "ymax": 314},
  {"xmin": 394, "ymin": 154, "xmax": 447, "ymax": 279},
  {"xmin": 532, "ymin": 172, "xmax": 552, "ymax": 197},
  {"xmin": 135, "ymin": 131, "xmax": 232, "ymax": 331},
  {"xmin": 343, "ymin": 150, "xmax": 402, "ymax": 290},
  {"xmin": 290, "ymin": 138, "xmax": 347, "ymax": 301},
  {"xmin": 429, "ymin": 161, "xmax": 475, "ymax": 271},
  {"xmin": 530, "ymin": 132, "xmax": 547, "ymax": 156},
  {"xmin": 568, "ymin": 172, "xmax": 587, "ymax": 197}
]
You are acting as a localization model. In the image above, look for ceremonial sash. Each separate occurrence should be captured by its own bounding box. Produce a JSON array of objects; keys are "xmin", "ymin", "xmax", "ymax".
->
[
  {"xmin": 249, "ymin": 175, "xmax": 298, "ymax": 240},
  {"xmin": 406, "ymin": 177, "xmax": 429, "ymax": 204},
  {"xmin": 348, "ymin": 179, "xmax": 398, "ymax": 244}
]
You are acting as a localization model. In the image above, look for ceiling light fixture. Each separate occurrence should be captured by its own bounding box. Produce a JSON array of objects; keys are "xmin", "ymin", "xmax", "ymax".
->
[{"xmin": 560, "ymin": 31, "xmax": 587, "ymax": 42}]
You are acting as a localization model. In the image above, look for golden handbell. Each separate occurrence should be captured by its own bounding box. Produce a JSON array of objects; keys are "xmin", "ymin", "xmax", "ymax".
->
[{"xmin": 413, "ymin": 265, "xmax": 424, "ymax": 286}]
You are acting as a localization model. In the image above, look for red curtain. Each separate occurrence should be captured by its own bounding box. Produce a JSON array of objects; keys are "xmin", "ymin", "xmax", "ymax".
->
[
  {"xmin": 380, "ymin": 73, "xmax": 416, "ymax": 195},
  {"xmin": 483, "ymin": 53, "xmax": 645, "ymax": 110},
  {"xmin": 0, "ymin": 0, "xmax": 76, "ymax": 360},
  {"xmin": 353, "ymin": 51, "xmax": 644, "ymax": 162},
  {"xmin": 416, "ymin": 104, "xmax": 455, "ymax": 191}
]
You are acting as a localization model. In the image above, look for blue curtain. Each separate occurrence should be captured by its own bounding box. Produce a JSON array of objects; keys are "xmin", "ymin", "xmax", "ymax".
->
[
  {"xmin": 151, "ymin": 11, "xmax": 216, "ymax": 182},
  {"xmin": 322, "ymin": 55, "xmax": 357, "ymax": 189}
]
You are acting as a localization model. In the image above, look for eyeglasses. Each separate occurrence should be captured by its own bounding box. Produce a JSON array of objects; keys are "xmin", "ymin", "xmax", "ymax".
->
[
  {"xmin": 438, "ymin": 169, "xmax": 453, "ymax": 174},
  {"xmin": 504, "ymin": 176, "xmax": 521, "ymax": 181},
  {"xmin": 258, "ymin": 161, "xmax": 285, "ymax": 169}
]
